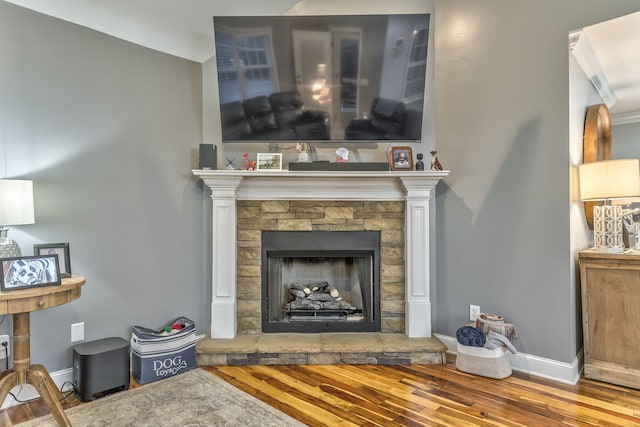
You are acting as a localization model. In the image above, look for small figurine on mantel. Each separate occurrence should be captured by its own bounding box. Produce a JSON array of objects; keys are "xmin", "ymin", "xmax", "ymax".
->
[
  {"xmin": 335, "ymin": 147, "xmax": 349, "ymax": 163},
  {"xmin": 296, "ymin": 142, "xmax": 312, "ymax": 162},
  {"xmin": 430, "ymin": 150, "xmax": 443, "ymax": 171},
  {"xmin": 242, "ymin": 152, "xmax": 256, "ymax": 171},
  {"xmin": 225, "ymin": 158, "xmax": 236, "ymax": 170},
  {"xmin": 415, "ymin": 153, "xmax": 425, "ymax": 171}
]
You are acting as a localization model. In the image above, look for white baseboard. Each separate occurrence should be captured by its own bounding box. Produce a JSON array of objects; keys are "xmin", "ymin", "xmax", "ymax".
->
[
  {"xmin": 434, "ymin": 333, "xmax": 582, "ymax": 386},
  {"xmin": 0, "ymin": 367, "xmax": 74, "ymax": 409}
]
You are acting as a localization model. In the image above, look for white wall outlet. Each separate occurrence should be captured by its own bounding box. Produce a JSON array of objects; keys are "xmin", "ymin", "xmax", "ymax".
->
[
  {"xmin": 71, "ymin": 322, "xmax": 85, "ymax": 342},
  {"xmin": 469, "ymin": 305, "xmax": 480, "ymax": 322},
  {"xmin": 0, "ymin": 334, "xmax": 9, "ymax": 359}
]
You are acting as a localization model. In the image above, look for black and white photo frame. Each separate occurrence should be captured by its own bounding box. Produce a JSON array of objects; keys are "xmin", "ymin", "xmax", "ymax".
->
[
  {"xmin": 1, "ymin": 255, "xmax": 61, "ymax": 291},
  {"xmin": 34, "ymin": 243, "xmax": 71, "ymax": 278}
]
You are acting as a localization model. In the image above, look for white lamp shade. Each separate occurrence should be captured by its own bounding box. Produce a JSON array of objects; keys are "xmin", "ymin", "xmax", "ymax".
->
[
  {"xmin": 0, "ymin": 179, "xmax": 35, "ymax": 225},
  {"xmin": 579, "ymin": 159, "xmax": 640, "ymax": 201}
]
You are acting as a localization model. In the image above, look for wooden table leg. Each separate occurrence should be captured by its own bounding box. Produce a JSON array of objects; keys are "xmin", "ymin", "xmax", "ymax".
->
[
  {"xmin": 13, "ymin": 312, "xmax": 31, "ymax": 377},
  {"xmin": 26, "ymin": 368, "xmax": 71, "ymax": 426},
  {"xmin": 4, "ymin": 312, "xmax": 72, "ymax": 426}
]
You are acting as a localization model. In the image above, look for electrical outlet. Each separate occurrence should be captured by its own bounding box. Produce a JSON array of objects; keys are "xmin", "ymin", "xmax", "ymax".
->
[
  {"xmin": 71, "ymin": 322, "xmax": 85, "ymax": 342},
  {"xmin": 469, "ymin": 305, "xmax": 480, "ymax": 322},
  {"xmin": 0, "ymin": 334, "xmax": 9, "ymax": 359}
]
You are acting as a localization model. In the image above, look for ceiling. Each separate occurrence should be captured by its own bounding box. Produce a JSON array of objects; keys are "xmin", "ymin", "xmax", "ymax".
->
[
  {"xmin": 6, "ymin": 1, "xmax": 640, "ymax": 124},
  {"xmin": 3, "ymin": 0, "xmax": 303, "ymax": 63},
  {"xmin": 576, "ymin": 11, "xmax": 640, "ymax": 125}
]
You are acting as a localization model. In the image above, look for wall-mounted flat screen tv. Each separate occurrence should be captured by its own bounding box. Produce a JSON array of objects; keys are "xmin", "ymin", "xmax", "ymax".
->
[{"xmin": 213, "ymin": 14, "xmax": 430, "ymax": 144}]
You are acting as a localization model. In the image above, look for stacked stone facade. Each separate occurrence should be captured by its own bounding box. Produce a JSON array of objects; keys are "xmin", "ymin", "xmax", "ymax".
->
[{"xmin": 236, "ymin": 200, "xmax": 406, "ymax": 335}]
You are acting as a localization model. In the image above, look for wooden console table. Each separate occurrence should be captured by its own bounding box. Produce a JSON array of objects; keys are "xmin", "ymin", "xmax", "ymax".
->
[
  {"xmin": 0, "ymin": 275, "xmax": 85, "ymax": 426},
  {"xmin": 578, "ymin": 251, "xmax": 640, "ymax": 388}
]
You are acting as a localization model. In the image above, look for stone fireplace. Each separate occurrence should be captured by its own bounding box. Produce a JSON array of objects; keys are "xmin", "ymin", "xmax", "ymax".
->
[
  {"xmin": 236, "ymin": 199, "xmax": 405, "ymax": 334},
  {"xmin": 193, "ymin": 169, "xmax": 448, "ymax": 340}
]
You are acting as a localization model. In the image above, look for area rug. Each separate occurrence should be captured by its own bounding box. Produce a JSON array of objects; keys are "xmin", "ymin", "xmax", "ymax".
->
[{"xmin": 18, "ymin": 368, "xmax": 305, "ymax": 426}]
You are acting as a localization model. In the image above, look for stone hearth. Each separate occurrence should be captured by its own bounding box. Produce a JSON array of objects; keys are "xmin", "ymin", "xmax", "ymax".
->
[{"xmin": 197, "ymin": 333, "xmax": 446, "ymax": 366}]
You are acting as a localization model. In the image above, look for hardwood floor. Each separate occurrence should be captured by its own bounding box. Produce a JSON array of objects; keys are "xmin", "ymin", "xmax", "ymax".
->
[
  {"xmin": 206, "ymin": 358, "xmax": 640, "ymax": 426},
  {"xmin": 2, "ymin": 357, "xmax": 640, "ymax": 426}
]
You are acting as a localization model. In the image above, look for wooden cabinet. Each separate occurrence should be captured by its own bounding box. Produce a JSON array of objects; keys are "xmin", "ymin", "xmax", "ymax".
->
[{"xmin": 579, "ymin": 250, "xmax": 640, "ymax": 388}]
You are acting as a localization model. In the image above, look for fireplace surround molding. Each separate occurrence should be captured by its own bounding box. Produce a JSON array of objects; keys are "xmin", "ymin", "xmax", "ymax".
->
[{"xmin": 192, "ymin": 169, "xmax": 449, "ymax": 339}]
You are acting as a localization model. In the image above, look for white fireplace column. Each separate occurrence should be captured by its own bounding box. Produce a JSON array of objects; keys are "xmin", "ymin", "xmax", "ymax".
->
[
  {"xmin": 401, "ymin": 177, "xmax": 435, "ymax": 338},
  {"xmin": 194, "ymin": 170, "xmax": 448, "ymax": 339},
  {"xmin": 204, "ymin": 176, "xmax": 242, "ymax": 338}
]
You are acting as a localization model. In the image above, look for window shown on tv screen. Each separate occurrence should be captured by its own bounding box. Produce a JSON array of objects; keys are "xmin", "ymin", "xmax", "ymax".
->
[{"xmin": 213, "ymin": 14, "xmax": 431, "ymax": 144}]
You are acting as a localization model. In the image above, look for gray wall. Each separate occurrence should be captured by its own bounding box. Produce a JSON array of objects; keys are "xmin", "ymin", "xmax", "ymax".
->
[
  {"xmin": 3, "ymin": 0, "xmax": 640, "ymax": 375},
  {"xmin": 435, "ymin": 0, "xmax": 640, "ymax": 363},
  {"xmin": 613, "ymin": 122, "xmax": 640, "ymax": 159},
  {"xmin": 0, "ymin": 2, "xmax": 207, "ymax": 371}
]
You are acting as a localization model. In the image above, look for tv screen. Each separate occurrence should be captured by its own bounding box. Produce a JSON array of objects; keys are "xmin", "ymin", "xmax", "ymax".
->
[{"xmin": 213, "ymin": 14, "xmax": 430, "ymax": 144}]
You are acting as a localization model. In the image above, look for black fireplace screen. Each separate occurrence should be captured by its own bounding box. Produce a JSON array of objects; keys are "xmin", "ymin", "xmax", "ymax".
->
[{"xmin": 261, "ymin": 231, "xmax": 380, "ymax": 333}]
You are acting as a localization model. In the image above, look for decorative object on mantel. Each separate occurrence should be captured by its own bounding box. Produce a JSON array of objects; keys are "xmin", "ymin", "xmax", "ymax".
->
[
  {"xmin": 242, "ymin": 152, "xmax": 256, "ymax": 171},
  {"xmin": 224, "ymin": 157, "xmax": 236, "ymax": 170},
  {"xmin": 0, "ymin": 179, "xmax": 35, "ymax": 258},
  {"xmin": 296, "ymin": 142, "xmax": 312, "ymax": 163},
  {"xmin": 335, "ymin": 147, "xmax": 349, "ymax": 163},
  {"xmin": 579, "ymin": 159, "xmax": 640, "ymax": 253},
  {"xmin": 430, "ymin": 150, "xmax": 443, "ymax": 171},
  {"xmin": 415, "ymin": 153, "xmax": 425, "ymax": 171},
  {"xmin": 256, "ymin": 153, "xmax": 283, "ymax": 171},
  {"xmin": 389, "ymin": 146, "xmax": 413, "ymax": 171}
]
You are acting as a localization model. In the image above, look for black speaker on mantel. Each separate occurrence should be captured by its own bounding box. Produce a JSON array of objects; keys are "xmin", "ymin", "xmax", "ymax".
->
[{"xmin": 198, "ymin": 144, "xmax": 217, "ymax": 169}]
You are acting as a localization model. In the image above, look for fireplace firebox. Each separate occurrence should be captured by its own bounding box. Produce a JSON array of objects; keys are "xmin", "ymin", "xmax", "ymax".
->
[{"xmin": 261, "ymin": 231, "xmax": 381, "ymax": 333}]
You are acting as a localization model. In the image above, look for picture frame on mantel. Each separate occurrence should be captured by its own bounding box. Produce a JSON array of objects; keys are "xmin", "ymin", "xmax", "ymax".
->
[
  {"xmin": 256, "ymin": 153, "xmax": 283, "ymax": 171},
  {"xmin": 389, "ymin": 146, "xmax": 413, "ymax": 171}
]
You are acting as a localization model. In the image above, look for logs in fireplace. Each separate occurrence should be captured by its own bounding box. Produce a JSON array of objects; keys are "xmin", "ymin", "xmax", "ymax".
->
[{"xmin": 286, "ymin": 280, "xmax": 362, "ymax": 321}]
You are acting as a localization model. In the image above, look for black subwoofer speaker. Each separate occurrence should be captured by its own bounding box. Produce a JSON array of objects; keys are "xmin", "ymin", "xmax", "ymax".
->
[
  {"xmin": 198, "ymin": 144, "xmax": 217, "ymax": 169},
  {"xmin": 72, "ymin": 337, "xmax": 130, "ymax": 402}
]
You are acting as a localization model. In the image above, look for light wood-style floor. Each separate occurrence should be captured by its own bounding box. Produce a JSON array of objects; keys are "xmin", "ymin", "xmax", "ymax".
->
[{"xmin": 3, "ymin": 356, "xmax": 640, "ymax": 426}]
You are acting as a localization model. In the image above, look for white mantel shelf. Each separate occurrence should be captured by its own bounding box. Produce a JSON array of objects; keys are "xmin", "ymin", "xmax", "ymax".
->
[
  {"xmin": 192, "ymin": 169, "xmax": 450, "ymax": 201},
  {"xmin": 192, "ymin": 168, "xmax": 449, "ymax": 339}
]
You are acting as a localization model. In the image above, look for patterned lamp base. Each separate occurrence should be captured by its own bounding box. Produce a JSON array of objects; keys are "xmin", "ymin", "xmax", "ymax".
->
[
  {"xmin": 0, "ymin": 229, "xmax": 22, "ymax": 258},
  {"xmin": 593, "ymin": 205, "xmax": 624, "ymax": 253}
]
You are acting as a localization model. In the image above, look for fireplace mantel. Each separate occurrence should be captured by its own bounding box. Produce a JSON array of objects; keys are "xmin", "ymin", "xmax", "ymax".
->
[{"xmin": 193, "ymin": 169, "xmax": 449, "ymax": 339}]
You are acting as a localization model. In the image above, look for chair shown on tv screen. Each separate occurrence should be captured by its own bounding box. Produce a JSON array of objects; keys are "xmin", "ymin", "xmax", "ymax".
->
[
  {"xmin": 220, "ymin": 90, "xmax": 330, "ymax": 141},
  {"xmin": 344, "ymin": 97, "xmax": 422, "ymax": 141}
]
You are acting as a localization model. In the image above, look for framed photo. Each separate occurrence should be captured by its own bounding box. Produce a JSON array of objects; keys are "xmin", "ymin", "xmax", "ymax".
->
[
  {"xmin": 1, "ymin": 255, "xmax": 61, "ymax": 291},
  {"xmin": 389, "ymin": 146, "xmax": 414, "ymax": 171},
  {"xmin": 256, "ymin": 153, "xmax": 283, "ymax": 171},
  {"xmin": 34, "ymin": 243, "xmax": 71, "ymax": 278}
]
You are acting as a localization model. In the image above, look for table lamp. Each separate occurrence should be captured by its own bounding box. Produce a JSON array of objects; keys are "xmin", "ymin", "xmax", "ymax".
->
[
  {"xmin": 579, "ymin": 159, "xmax": 640, "ymax": 253},
  {"xmin": 0, "ymin": 179, "xmax": 35, "ymax": 258}
]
